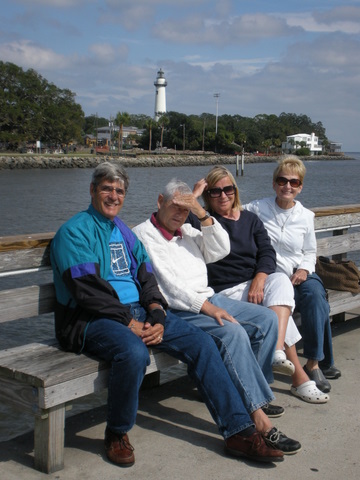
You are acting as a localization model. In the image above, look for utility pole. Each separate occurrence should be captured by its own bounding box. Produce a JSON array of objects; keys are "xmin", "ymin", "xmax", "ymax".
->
[
  {"xmin": 214, "ymin": 93, "xmax": 220, "ymax": 134},
  {"xmin": 180, "ymin": 124, "xmax": 185, "ymax": 151}
]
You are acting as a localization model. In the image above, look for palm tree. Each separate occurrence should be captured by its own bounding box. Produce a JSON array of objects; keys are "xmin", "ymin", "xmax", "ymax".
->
[
  {"xmin": 146, "ymin": 119, "xmax": 156, "ymax": 152},
  {"xmin": 158, "ymin": 114, "xmax": 169, "ymax": 150},
  {"xmin": 115, "ymin": 111, "xmax": 130, "ymax": 154}
]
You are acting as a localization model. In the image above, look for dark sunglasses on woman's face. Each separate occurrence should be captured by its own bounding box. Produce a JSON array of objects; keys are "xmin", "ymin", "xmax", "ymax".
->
[
  {"xmin": 275, "ymin": 177, "xmax": 302, "ymax": 188},
  {"xmin": 207, "ymin": 185, "xmax": 236, "ymax": 198}
]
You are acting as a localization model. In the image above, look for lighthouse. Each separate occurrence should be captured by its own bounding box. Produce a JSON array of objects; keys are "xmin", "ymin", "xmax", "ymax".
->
[{"xmin": 154, "ymin": 68, "xmax": 167, "ymax": 121}]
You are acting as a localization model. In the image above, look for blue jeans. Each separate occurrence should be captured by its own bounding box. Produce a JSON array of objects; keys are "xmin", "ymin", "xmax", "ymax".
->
[
  {"xmin": 84, "ymin": 303, "xmax": 253, "ymax": 439},
  {"xmin": 171, "ymin": 293, "xmax": 277, "ymax": 412},
  {"xmin": 294, "ymin": 273, "xmax": 334, "ymax": 368}
]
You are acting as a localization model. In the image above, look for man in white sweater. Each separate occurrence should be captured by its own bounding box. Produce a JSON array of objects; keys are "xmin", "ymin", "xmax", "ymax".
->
[{"xmin": 133, "ymin": 179, "xmax": 301, "ymax": 455}]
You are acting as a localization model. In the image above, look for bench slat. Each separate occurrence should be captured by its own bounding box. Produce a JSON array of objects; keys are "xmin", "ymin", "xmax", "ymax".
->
[
  {"xmin": 0, "ymin": 341, "xmax": 180, "ymax": 385},
  {"xmin": 0, "ymin": 341, "xmax": 108, "ymax": 387},
  {"xmin": 0, "ymin": 284, "xmax": 56, "ymax": 322},
  {"xmin": 316, "ymin": 232, "xmax": 360, "ymax": 257},
  {"xmin": 314, "ymin": 212, "xmax": 360, "ymax": 231},
  {"xmin": 327, "ymin": 290, "xmax": 360, "ymax": 316},
  {"xmin": 0, "ymin": 233, "xmax": 54, "ymax": 251},
  {"xmin": 0, "ymin": 248, "xmax": 51, "ymax": 274}
]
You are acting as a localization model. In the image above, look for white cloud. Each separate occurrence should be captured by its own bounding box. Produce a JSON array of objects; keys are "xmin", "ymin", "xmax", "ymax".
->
[
  {"xmin": 0, "ymin": 40, "xmax": 70, "ymax": 70},
  {"xmin": 153, "ymin": 13, "xmax": 300, "ymax": 45},
  {"xmin": 88, "ymin": 43, "xmax": 128, "ymax": 64},
  {"xmin": 281, "ymin": 7, "xmax": 360, "ymax": 34}
]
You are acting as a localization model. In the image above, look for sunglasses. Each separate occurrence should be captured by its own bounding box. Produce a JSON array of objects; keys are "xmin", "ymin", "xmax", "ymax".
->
[
  {"xmin": 275, "ymin": 177, "xmax": 302, "ymax": 188},
  {"xmin": 207, "ymin": 185, "xmax": 236, "ymax": 198}
]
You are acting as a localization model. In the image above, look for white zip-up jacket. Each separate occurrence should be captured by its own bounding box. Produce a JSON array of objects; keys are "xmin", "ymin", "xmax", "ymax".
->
[{"xmin": 244, "ymin": 197, "xmax": 316, "ymax": 277}]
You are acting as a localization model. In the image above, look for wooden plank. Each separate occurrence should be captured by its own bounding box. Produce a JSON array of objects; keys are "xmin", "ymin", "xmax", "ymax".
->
[
  {"xmin": 0, "ymin": 342, "xmax": 107, "ymax": 387},
  {"xmin": 0, "ymin": 341, "xmax": 181, "ymax": 407},
  {"xmin": 0, "ymin": 233, "xmax": 54, "ymax": 252},
  {"xmin": 34, "ymin": 404, "xmax": 65, "ymax": 473},
  {"xmin": 0, "ymin": 376, "xmax": 39, "ymax": 413},
  {"xmin": 314, "ymin": 212, "xmax": 360, "ymax": 231},
  {"xmin": 0, "ymin": 247, "xmax": 51, "ymax": 273},
  {"xmin": 0, "ymin": 284, "xmax": 56, "ymax": 322},
  {"xmin": 327, "ymin": 290, "xmax": 360, "ymax": 316},
  {"xmin": 312, "ymin": 204, "xmax": 360, "ymax": 217},
  {"xmin": 316, "ymin": 232, "xmax": 360, "ymax": 257}
]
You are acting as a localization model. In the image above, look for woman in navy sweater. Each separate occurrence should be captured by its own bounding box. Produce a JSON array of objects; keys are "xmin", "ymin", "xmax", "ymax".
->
[{"xmin": 191, "ymin": 166, "xmax": 329, "ymax": 405}]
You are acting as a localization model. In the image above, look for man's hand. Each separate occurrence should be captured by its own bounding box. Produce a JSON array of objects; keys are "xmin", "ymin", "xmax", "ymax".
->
[
  {"xmin": 172, "ymin": 190, "xmax": 209, "ymax": 222},
  {"xmin": 247, "ymin": 273, "xmax": 267, "ymax": 304},
  {"xmin": 128, "ymin": 319, "xmax": 145, "ymax": 337},
  {"xmin": 141, "ymin": 322, "xmax": 165, "ymax": 346},
  {"xmin": 200, "ymin": 300, "xmax": 238, "ymax": 326}
]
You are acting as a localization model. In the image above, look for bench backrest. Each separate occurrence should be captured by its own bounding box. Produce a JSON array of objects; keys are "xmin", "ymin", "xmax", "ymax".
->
[
  {"xmin": 1, "ymin": 204, "xmax": 360, "ymax": 327},
  {"xmin": 313, "ymin": 205, "xmax": 360, "ymax": 260}
]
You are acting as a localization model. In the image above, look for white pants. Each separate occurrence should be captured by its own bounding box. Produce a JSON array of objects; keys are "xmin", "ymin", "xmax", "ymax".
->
[{"xmin": 220, "ymin": 272, "xmax": 301, "ymax": 347}]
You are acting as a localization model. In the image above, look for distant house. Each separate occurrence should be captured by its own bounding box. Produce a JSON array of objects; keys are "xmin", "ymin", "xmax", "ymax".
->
[
  {"xmin": 95, "ymin": 126, "xmax": 144, "ymax": 148},
  {"xmin": 84, "ymin": 134, "xmax": 97, "ymax": 148},
  {"xmin": 282, "ymin": 132, "xmax": 322, "ymax": 156},
  {"xmin": 327, "ymin": 140, "xmax": 342, "ymax": 154}
]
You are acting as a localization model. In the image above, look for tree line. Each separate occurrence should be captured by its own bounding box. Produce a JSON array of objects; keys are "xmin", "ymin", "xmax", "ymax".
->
[{"xmin": 1, "ymin": 61, "xmax": 328, "ymax": 153}]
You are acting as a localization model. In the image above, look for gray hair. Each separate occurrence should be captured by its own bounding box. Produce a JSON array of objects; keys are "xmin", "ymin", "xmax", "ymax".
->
[
  {"xmin": 91, "ymin": 162, "xmax": 130, "ymax": 192},
  {"xmin": 162, "ymin": 178, "xmax": 192, "ymax": 201}
]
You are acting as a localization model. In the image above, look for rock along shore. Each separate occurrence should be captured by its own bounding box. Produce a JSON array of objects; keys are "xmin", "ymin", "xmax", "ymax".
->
[{"xmin": 0, "ymin": 153, "xmax": 352, "ymax": 170}]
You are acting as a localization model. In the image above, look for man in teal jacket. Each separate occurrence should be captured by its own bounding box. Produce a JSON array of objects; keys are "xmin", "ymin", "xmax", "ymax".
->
[{"xmin": 50, "ymin": 162, "xmax": 284, "ymax": 467}]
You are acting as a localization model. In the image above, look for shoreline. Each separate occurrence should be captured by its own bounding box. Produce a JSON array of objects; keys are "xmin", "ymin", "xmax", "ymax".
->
[{"xmin": 0, "ymin": 153, "xmax": 354, "ymax": 170}]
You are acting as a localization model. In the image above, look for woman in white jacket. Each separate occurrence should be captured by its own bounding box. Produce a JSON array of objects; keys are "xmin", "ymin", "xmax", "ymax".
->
[{"xmin": 245, "ymin": 156, "xmax": 341, "ymax": 401}]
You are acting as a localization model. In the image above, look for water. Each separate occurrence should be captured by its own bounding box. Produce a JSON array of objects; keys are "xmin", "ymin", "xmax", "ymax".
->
[
  {"xmin": 1, "ymin": 155, "xmax": 360, "ymax": 236},
  {"xmin": 0, "ymin": 154, "xmax": 359, "ymax": 441}
]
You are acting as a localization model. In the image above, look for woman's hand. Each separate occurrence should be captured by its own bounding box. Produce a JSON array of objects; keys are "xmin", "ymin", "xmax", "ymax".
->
[
  {"xmin": 290, "ymin": 269, "xmax": 308, "ymax": 286},
  {"xmin": 192, "ymin": 178, "xmax": 208, "ymax": 199},
  {"xmin": 248, "ymin": 273, "xmax": 267, "ymax": 304}
]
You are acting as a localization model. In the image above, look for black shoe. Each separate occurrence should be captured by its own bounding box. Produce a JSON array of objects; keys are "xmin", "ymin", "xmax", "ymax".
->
[
  {"xmin": 262, "ymin": 404, "xmax": 285, "ymax": 418},
  {"xmin": 264, "ymin": 427, "xmax": 302, "ymax": 455},
  {"xmin": 320, "ymin": 365, "xmax": 341, "ymax": 379},
  {"xmin": 303, "ymin": 365, "xmax": 331, "ymax": 393}
]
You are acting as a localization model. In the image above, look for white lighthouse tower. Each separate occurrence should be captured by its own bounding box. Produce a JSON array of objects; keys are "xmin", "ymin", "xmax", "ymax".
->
[{"xmin": 154, "ymin": 68, "xmax": 167, "ymax": 121}]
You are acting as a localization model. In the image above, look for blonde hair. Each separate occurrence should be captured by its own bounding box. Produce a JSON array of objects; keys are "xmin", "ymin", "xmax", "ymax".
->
[
  {"xmin": 273, "ymin": 155, "xmax": 306, "ymax": 183},
  {"xmin": 203, "ymin": 166, "xmax": 242, "ymax": 211}
]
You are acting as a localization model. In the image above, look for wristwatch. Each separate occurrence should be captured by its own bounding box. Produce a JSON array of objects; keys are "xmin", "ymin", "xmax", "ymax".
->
[{"xmin": 197, "ymin": 211, "xmax": 211, "ymax": 222}]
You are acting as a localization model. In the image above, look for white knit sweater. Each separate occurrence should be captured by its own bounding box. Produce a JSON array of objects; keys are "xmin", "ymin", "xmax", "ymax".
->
[{"xmin": 133, "ymin": 218, "xmax": 230, "ymax": 312}]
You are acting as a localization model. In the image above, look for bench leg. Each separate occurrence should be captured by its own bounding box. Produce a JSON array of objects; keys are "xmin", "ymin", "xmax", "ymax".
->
[
  {"xmin": 332, "ymin": 313, "xmax": 346, "ymax": 323},
  {"xmin": 34, "ymin": 405, "xmax": 65, "ymax": 473}
]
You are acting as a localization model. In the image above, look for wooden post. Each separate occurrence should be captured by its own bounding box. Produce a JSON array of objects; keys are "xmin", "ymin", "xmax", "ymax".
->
[{"xmin": 34, "ymin": 405, "xmax": 65, "ymax": 473}]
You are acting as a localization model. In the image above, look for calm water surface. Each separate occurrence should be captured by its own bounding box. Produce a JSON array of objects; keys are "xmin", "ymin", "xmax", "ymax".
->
[{"xmin": 1, "ymin": 155, "xmax": 360, "ymax": 236}]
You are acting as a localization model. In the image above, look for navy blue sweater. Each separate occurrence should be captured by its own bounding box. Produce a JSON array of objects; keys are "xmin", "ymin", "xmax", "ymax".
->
[{"xmin": 187, "ymin": 210, "xmax": 276, "ymax": 293}]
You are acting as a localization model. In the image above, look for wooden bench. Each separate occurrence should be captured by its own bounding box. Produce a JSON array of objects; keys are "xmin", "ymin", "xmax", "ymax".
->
[
  {"xmin": 0, "ymin": 203, "xmax": 359, "ymax": 473},
  {"xmin": 0, "ymin": 233, "xmax": 181, "ymax": 473}
]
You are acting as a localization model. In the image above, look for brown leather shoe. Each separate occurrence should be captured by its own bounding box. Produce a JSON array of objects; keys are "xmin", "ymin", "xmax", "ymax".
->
[
  {"xmin": 104, "ymin": 427, "xmax": 135, "ymax": 467},
  {"xmin": 225, "ymin": 431, "xmax": 284, "ymax": 463}
]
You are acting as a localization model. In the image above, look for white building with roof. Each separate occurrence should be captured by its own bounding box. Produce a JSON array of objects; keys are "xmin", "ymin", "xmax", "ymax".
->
[{"xmin": 282, "ymin": 132, "xmax": 322, "ymax": 155}]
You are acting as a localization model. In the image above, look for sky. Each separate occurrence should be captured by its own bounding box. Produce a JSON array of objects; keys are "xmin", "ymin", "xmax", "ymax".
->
[{"xmin": 1, "ymin": 0, "xmax": 360, "ymax": 151}]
